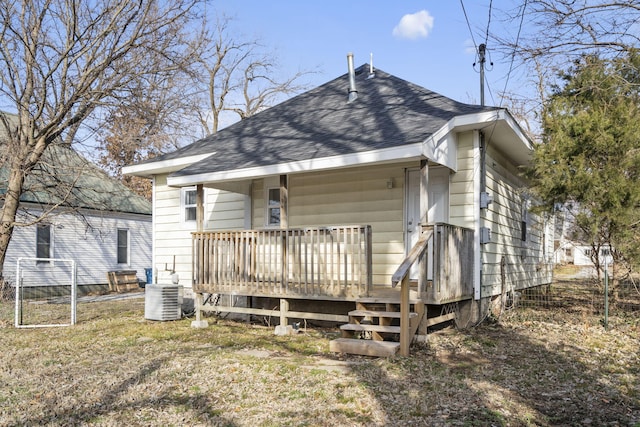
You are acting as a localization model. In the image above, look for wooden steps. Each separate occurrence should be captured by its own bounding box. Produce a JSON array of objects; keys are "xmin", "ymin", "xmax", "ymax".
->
[
  {"xmin": 348, "ymin": 310, "xmax": 418, "ymax": 319},
  {"xmin": 340, "ymin": 323, "xmax": 402, "ymax": 334},
  {"xmin": 329, "ymin": 338, "xmax": 400, "ymax": 357},
  {"xmin": 329, "ymin": 295, "xmax": 425, "ymax": 357}
]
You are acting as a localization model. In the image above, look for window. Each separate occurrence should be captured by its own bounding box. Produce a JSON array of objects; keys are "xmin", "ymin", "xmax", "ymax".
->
[
  {"xmin": 182, "ymin": 187, "xmax": 197, "ymax": 223},
  {"xmin": 36, "ymin": 224, "xmax": 52, "ymax": 262},
  {"xmin": 267, "ymin": 187, "xmax": 280, "ymax": 226},
  {"xmin": 521, "ymin": 199, "xmax": 529, "ymax": 242},
  {"xmin": 117, "ymin": 229, "xmax": 129, "ymax": 264}
]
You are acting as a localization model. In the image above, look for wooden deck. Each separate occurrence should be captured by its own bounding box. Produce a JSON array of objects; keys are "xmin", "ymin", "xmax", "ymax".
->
[{"xmin": 192, "ymin": 223, "xmax": 474, "ymax": 356}]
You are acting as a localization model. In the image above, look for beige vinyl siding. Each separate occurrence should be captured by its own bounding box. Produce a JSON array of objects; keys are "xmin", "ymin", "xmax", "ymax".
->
[
  {"xmin": 252, "ymin": 164, "xmax": 409, "ymax": 285},
  {"xmin": 450, "ymin": 131, "xmax": 476, "ymax": 228},
  {"xmin": 204, "ymin": 190, "xmax": 246, "ymax": 229},
  {"xmin": 153, "ymin": 174, "xmax": 246, "ymax": 287},
  {"xmin": 251, "ymin": 179, "xmax": 264, "ymax": 228},
  {"xmin": 481, "ymin": 145, "xmax": 552, "ymax": 297}
]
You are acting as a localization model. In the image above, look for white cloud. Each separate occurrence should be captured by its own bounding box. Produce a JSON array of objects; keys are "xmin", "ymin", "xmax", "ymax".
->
[
  {"xmin": 392, "ymin": 10, "xmax": 434, "ymax": 40},
  {"xmin": 463, "ymin": 38, "xmax": 476, "ymax": 55}
]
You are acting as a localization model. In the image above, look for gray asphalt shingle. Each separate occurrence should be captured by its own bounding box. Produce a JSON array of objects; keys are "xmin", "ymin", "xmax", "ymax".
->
[{"xmin": 146, "ymin": 64, "xmax": 498, "ymax": 178}]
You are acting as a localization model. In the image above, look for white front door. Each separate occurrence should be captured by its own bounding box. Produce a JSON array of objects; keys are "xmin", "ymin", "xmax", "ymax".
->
[
  {"xmin": 405, "ymin": 167, "xmax": 450, "ymax": 280},
  {"xmin": 428, "ymin": 167, "xmax": 450, "ymax": 224},
  {"xmin": 405, "ymin": 169, "xmax": 422, "ymax": 257}
]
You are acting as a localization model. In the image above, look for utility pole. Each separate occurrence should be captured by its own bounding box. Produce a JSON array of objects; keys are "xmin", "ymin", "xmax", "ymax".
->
[{"xmin": 479, "ymin": 43, "xmax": 486, "ymax": 106}]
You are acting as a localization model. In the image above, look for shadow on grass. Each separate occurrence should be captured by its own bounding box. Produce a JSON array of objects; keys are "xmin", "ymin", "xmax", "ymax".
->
[
  {"xmin": 341, "ymin": 320, "xmax": 639, "ymax": 426},
  {"xmin": 2, "ymin": 296, "xmax": 637, "ymax": 426},
  {"xmin": 20, "ymin": 355, "xmax": 239, "ymax": 426}
]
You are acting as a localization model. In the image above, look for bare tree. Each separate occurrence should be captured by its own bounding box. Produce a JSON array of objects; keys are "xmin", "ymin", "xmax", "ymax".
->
[
  {"xmin": 228, "ymin": 57, "xmax": 311, "ymax": 121},
  {"xmin": 96, "ymin": 71, "xmax": 201, "ymax": 199},
  {"xmin": 0, "ymin": 0, "xmax": 202, "ymax": 278},
  {"xmin": 488, "ymin": 1, "xmax": 640, "ymax": 138},
  {"xmin": 192, "ymin": 16, "xmax": 313, "ymax": 135},
  {"xmin": 500, "ymin": 1, "xmax": 640, "ymax": 64}
]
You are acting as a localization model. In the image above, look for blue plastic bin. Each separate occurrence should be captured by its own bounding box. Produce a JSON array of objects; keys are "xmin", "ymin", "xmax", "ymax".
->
[{"xmin": 144, "ymin": 268, "xmax": 153, "ymax": 284}]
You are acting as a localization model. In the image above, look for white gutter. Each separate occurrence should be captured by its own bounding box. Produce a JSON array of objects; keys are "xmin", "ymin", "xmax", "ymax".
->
[
  {"xmin": 122, "ymin": 153, "xmax": 215, "ymax": 177},
  {"xmin": 166, "ymin": 143, "xmax": 424, "ymax": 187}
]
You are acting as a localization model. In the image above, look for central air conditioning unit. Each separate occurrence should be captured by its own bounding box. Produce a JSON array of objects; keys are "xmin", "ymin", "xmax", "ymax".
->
[{"xmin": 144, "ymin": 283, "xmax": 183, "ymax": 321}]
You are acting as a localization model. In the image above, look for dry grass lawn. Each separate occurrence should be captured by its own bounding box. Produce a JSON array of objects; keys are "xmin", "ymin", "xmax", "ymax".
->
[{"xmin": 0, "ymin": 289, "xmax": 638, "ymax": 426}]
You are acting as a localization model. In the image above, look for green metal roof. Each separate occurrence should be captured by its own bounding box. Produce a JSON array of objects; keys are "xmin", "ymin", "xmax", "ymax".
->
[{"xmin": 0, "ymin": 142, "xmax": 151, "ymax": 215}]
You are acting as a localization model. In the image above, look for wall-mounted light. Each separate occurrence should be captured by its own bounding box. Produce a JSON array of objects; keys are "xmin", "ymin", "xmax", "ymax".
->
[{"xmin": 387, "ymin": 178, "xmax": 394, "ymax": 189}]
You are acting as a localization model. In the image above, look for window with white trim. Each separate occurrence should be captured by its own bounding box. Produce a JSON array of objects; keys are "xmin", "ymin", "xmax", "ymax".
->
[
  {"xmin": 267, "ymin": 187, "xmax": 281, "ymax": 226},
  {"xmin": 181, "ymin": 187, "xmax": 197, "ymax": 223},
  {"xmin": 117, "ymin": 228, "xmax": 129, "ymax": 264},
  {"xmin": 36, "ymin": 224, "xmax": 52, "ymax": 263}
]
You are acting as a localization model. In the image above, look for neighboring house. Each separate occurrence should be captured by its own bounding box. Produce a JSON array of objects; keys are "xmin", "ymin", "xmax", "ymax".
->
[
  {"xmin": 554, "ymin": 241, "xmax": 613, "ymax": 267},
  {"xmin": 1, "ymin": 123, "xmax": 152, "ymax": 293},
  {"xmin": 124, "ymin": 59, "xmax": 554, "ymax": 356}
]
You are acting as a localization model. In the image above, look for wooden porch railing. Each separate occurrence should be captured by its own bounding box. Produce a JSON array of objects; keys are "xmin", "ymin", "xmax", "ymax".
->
[
  {"xmin": 192, "ymin": 225, "xmax": 372, "ymax": 299},
  {"xmin": 423, "ymin": 223, "xmax": 475, "ymax": 304},
  {"xmin": 392, "ymin": 223, "xmax": 475, "ymax": 356},
  {"xmin": 392, "ymin": 229, "xmax": 432, "ymax": 357}
]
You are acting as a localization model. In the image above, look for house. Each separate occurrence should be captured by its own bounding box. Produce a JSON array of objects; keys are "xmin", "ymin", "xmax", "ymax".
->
[
  {"xmin": 554, "ymin": 241, "xmax": 613, "ymax": 268},
  {"xmin": 124, "ymin": 57, "xmax": 554, "ymax": 356},
  {"xmin": 1, "ymin": 121, "xmax": 152, "ymax": 294}
]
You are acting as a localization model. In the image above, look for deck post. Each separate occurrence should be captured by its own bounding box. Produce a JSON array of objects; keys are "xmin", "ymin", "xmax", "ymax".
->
[
  {"xmin": 196, "ymin": 184, "xmax": 204, "ymax": 232},
  {"xmin": 280, "ymin": 298, "xmax": 289, "ymax": 326},
  {"xmin": 419, "ymin": 160, "xmax": 429, "ymax": 225},
  {"xmin": 400, "ymin": 274, "xmax": 410, "ymax": 356},
  {"xmin": 191, "ymin": 292, "xmax": 209, "ymax": 328},
  {"xmin": 196, "ymin": 293, "xmax": 203, "ymax": 321},
  {"xmin": 280, "ymin": 175, "xmax": 288, "ymax": 229}
]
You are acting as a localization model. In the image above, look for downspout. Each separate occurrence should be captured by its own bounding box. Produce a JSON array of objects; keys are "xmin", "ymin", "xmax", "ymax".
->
[
  {"xmin": 478, "ymin": 131, "xmax": 486, "ymax": 301},
  {"xmin": 473, "ymin": 131, "xmax": 482, "ymax": 300},
  {"xmin": 151, "ymin": 176, "xmax": 157, "ymax": 285}
]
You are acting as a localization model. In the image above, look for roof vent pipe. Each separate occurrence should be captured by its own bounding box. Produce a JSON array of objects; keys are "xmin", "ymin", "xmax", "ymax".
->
[{"xmin": 347, "ymin": 52, "xmax": 358, "ymax": 102}]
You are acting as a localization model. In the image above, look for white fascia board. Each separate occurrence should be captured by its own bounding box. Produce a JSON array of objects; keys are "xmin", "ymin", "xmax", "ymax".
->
[
  {"xmin": 166, "ymin": 143, "xmax": 424, "ymax": 187},
  {"xmin": 455, "ymin": 109, "xmax": 533, "ymax": 150},
  {"xmin": 423, "ymin": 131, "xmax": 457, "ymax": 171},
  {"xmin": 422, "ymin": 111, "xmax": 503, "ymax": 172},
  {"xmin": 497, "ymin": 109, "xmax": 534, "ymax": 151},
  {"xmin": 122, "ymin": 153, "xmax": 215, "ymax": 177},
  {"xmin": 423, "ymin": 109, "xmax": 533, "ymax": 171}
]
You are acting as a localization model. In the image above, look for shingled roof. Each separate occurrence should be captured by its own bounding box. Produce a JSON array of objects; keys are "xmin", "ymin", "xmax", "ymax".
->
[{"xmin": 138, "ymin": 64, "xmax": 499, "ymax": 179}]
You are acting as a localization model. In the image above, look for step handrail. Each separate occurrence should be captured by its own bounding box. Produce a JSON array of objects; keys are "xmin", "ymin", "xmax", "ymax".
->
[{"xmin": 391, "ymin": 228, "xmax": 433, "ymax": 356}]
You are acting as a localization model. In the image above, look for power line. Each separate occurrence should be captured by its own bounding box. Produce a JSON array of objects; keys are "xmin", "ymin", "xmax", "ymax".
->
[
  {"xmin": 484, "ymin": 0, "xmax": 493, "ymax": 46},
  {"xmin": 460, "ymin": 0, "xmax": 477, "ymax": 52}
]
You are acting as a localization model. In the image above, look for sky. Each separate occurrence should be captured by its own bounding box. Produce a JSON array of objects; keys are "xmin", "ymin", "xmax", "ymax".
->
[{"xmin": 207, "ymin": 0, "xmax": 526, "ymax": 108}]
